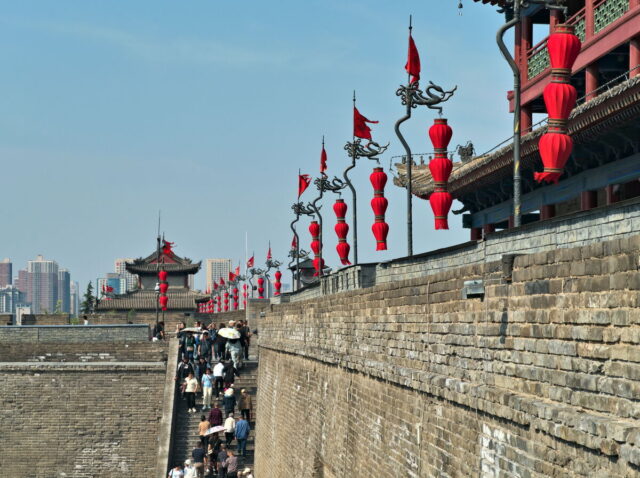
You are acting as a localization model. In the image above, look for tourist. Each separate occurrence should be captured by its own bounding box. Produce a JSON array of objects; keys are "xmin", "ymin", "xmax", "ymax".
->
[
  {"xmin": 183, "ymin": 332, "xmax": 196, "ymax": 360},
  {"xmin": 195, "ymin": 356, "xmax": 209, "ymax": 383},
  {"xmin": 82, "ymin": 315, "xmax": 89, "ymax": 326},
  {"xmin": 226, "ymin": 333, "xmax": 243, "ymax": 369},
  {"xmin": 208, "ymin": 402, "xmax": 223, "ymax": 428},
  {"xmin": 198, "ymin": 415, "xmax": 210, "ymax": 449},
  {"xmin": 191, "ymin": 442, "xmax": 206, "ymax": 478},
  {"xmin": 224, "ymin": 412, "xmax": 236, "ymax": 446},
  {"xmin": 199, "ymin": 331, "xmax": 213, "ymax": 362},
  {"xmin": 207, "ymin": 432, "xmax": 223, "ymax": 475},
  {"xmin": 213, "ymin": 360, "xmax": 225, "ymax": 396},
  {"xmin": 153, "ymin": 320, "xmax": 165, "ymax": 340},
  {"xmin": 239, "ymin": 321, "xmax": 251, "ymax": 360},
  {"xmin": 239, "ymin": 468, "xmax": 253, "ymax": 478},
  {"xmin": 222, "ymin": 387, "xmax": 236, "ymax": 417},
  {"xmin": 168, "ymin": 464, "xmax": 184, "ymax": 478},
  {"xmin": 223, "ymin": 450, "xmax": 239, "ymax": 478},
  {"xmin": 175, "ymin": 321, "xmax": 186, "ymax": 334},
  {"xmin": 175, "ymin": 355, "xmax": 195, "ymax": 399},
  {"xmin": 216, "ymin": 444, "xmax": 228, "ymax": 478},
  {"xmin": 222, "ymin": 360, "xmax": 239, "ymax": 389},
  {"xmin": 239, "ymin": 389, "xmax": 252, "ymax": 422},
  {"xmin": 201, "ymin": 367, "xmax": 214, "ymax": 410},
  {"xmin": 185, "ymin": 372, "xmax": 199, "ymax": 413},
  {"xmin": 183, "ymin": 459, "xmax": 196, "ymax": 478},
  {"xmin": 234, "ymin": 415, "xmax": 250, "ymax": 457},
  {"xmin": 214, "ymin": 323, "xmax": 227, "ymax": 360}
]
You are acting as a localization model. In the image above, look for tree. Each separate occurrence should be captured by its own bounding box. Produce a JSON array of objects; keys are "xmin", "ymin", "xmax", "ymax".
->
[
  {"xmin": 54, "ymin": 299, "xmax": 63, "ymax": 314},
  {"xmin": 127, "ymin": 309, "xmax": 137, "ymax": 322},
  {"xmin": 81, "ymin": 281, "xmax": 95, "ymax": 314}
]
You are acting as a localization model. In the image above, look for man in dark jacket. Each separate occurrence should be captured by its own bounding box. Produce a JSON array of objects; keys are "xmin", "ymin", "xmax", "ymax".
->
[
  {"xmin": 175, "ymin": 355, "xmax": 195, "ymax": 399},
  {"xmin": 222, "ymin": 360, "xmax": 239, "ymax": 388},
  {"xmin": 208, "ymin": 402, "xmax": 223, "ymax": 427}
]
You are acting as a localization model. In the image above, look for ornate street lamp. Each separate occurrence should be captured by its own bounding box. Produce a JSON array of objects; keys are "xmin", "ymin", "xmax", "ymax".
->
[{"xmin": 395, "ymin": 17, "xmax": 456, "ymax": 252}]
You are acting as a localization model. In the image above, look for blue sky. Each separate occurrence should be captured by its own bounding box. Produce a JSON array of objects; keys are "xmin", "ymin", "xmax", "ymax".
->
[{"xmin": 0, "ymin": 0, "xmax": 513, "ymax": 290}]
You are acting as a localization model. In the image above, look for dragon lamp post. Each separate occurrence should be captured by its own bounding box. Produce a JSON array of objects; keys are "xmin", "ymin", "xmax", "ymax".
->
[
  {"xmin": 395, "ymin": 20, "xmax": 456, "ymax": 255},
  {"xmin": 289, "ymin": 203, "xmax": 311, "ymax": 291},
  {"xmin": 247, "ymin": 256, "xmax": 282, "ymax": 298}
]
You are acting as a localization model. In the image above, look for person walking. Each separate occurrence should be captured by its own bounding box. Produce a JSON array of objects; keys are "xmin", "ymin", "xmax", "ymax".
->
[
  {"xmin": 198, "ymin": 415, "xmax": 210, "ymax": 449},
  {"xmin": 191, "ymin": 442, "xmax": 206, "ymax": 478},
  {"xmin": 224, "ymin": 413, "xmax": 236, "ymax": 447},
  {"xmin": 207, "ymin": 432, "xmax": 223, "ymax": 475},
  {"xmin": 184, "ymin": 372, "xmax": 199, "ymax": 413},
  {"xmin": 183, "ymin": 459, "xmax": 196, "ymax": 478},
  {"xmin": 176, "ymin": 356, "xmax": 195, "ymax": 399},
  {"xmin": 198, "ymin": 330, "xmax": 213, "ymax": 363},
  {"xmin": 208, "ymin": 402, "xmax": 223, "ymax": 428},
  {"xmin": 238, "ymin": 389, "xmax": 252, "ymax": 422},
  {"xmin": 214, "ymin": 323, "xmax": 227, "ymax": 360},
  {"xmin": 240, "ymin": 321, "xmax": 251, "ymax": 360},
  {"xmin": 168, "ymin": 464, "xmax": 184, "ymax": 478},
  {"xmin": 223, "ymin": 450, "xmax": 239, "ymax": 478},
  {"xmin": 216, "ymin": 444, "xmax": 228, "ymax": 478},
  {"xmin": 213, "ymin": 361, "xmax": 225, "ymax": 397},
  {"xmin": 222, "ymin": 361, "xmax": 239, "ymax": 389},
  {"xmin": 234, "ymin": 415, "xmax": 250, "ymax": 457},
  {"xmin": 201, "ymin": 368, "xmax": 214, "ymax": 411},
  {"xmin": 226, "ymin": 336, "xmax": 243, "ymax": 369},
  {"xmin": 183, "ymin": 332, "xmax": 196, "ymax": 360},
  {"xmin": 222, "ymin": 387, "xmax": 236, "ymax": 417}
]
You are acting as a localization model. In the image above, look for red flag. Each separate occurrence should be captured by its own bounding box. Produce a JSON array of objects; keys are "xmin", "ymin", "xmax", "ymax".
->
[
  {"xmin": 320, "ymin": 146, "xmax": 327, "ymax": 173},
  {"xmin": 405, "ymin": 32, "xmax": 421, "ymax": 83},
  {"xmin": 247, "ymin": 256, "xmax": 254, "ymax": 268},
  {"xmin": 354, "ymin": 107, "xmax": 378, "ymax": 140},
  {"xmin": 219, "ymin": 277, "xmax": 225, "ymax": 286},
  {"xmin": 235, "ymin": 266, "xmax": 240, "ymax": 276},
  {"xmin": 267, "ymin": 246, "xmax": 272, "ymax": 261},
  {"xmin": 229, "ymin": 271, "xmax": 236, "ymax": 282},
  {"xmin": 291, "ymin": 235, "xmax": 297, "ymax": 249},
  {"xmin": 213, "ymin": 281, "xmax": 218, "ymax": 290},
  {"xmin": 298, "ymin": 174, "xmax": 311, "ymax": 198}
]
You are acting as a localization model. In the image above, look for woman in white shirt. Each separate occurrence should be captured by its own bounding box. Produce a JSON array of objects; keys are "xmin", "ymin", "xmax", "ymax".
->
[
  {"xmin": 224, "ymin": 412, "xmax": 236, "ymax": 447},
  {"xmin": 184, "ymin": 372, "xmax": 199, "ymax": 413}
]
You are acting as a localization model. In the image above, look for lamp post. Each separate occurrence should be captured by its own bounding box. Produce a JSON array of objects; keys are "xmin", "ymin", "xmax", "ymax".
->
[
  {"xmin": 290, "ymin": 201, "xmax": 317, "ymax": 286},
  {"xmin": 395, "ymin": 20, "xmax": 456, "ymax": 253},
  {"xmin": 461, "ymin": 0, "xmax": 568, "ymax": 227},
  {"xmin": 154, "ymin": 282, "xmax": 160, "ymax": 326}
]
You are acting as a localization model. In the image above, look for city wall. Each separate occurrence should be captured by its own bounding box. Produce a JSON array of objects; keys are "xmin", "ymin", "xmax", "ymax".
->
[
  {"xmin": 0, "ymin": 326, "xmax": 171, "ymax": 478},
  {"xmin": 256, "ymin": 233, "xmax": 640, "ymax": 477}
]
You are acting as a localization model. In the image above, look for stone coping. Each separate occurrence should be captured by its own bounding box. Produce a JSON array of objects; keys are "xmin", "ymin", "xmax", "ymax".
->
[
  {"xmin": 0, "ymin": 324, "xmax": 148, "ymax": 328},
  {"xmin": 0, "ymin": 361, "xmax": 165, "ymax": 370}
]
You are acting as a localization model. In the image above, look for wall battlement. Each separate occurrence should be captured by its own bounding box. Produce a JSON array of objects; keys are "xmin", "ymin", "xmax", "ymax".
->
[{"xmin": 257, "ymin": 233, "xmax": 640, "ymax": 477}]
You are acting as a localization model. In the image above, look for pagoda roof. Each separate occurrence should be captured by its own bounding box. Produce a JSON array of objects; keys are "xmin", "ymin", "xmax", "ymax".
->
[
  {"xmin": 126, "ymin": 245, "xmax": 202, "ymax": 275},
  {"xmin": 393, "ymin": 76, "xmax": 640, "ymax": 201},
  {"xmin": 95, "ymin": 289, "xmax": 209, "ymax": 312}
]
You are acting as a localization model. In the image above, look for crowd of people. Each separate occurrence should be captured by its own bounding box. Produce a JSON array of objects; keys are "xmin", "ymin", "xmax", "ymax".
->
[{"xmin": 170, "ymin": 320, "xmax": 255, "ymax": 478}]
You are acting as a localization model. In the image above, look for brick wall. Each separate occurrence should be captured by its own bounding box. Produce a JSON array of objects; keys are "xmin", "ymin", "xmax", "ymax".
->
[
  {"xmin": 0, "ymin": 324, "xmax": 150, "ymax": 343},
  {"xmin": 0, "ymin": 362, "xmax": 166, "ymax": 477},
  {"xmin": 0, "ymin": 342, "xmax": 168, "ymax": 362},
  {"xmin": 22, "ymin": 314, "xmax": 71, "ymax": 325},
  {"xmin": 256, "ymin": 234, "xmax": 640, "ymax": 477}
]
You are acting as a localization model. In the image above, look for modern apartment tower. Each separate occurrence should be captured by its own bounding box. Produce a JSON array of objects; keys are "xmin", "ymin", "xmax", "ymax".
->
[
  {"xmin": 57, "ymin": 269, "xmax": 71, "ymax": 313},
  {"xmin": 114, "ymin": 258, "xmax": 138, "ymax": 292},
  {"xmin": 0, "ymin": 258, "xmax": 11, "ymax": 288},
  {"xmin": 205, "ymin": 258, "xmax": 232, "ymax": 292},
  {"xmin": 27, "ymin": 255, "xmax": 59, "ymax": 314}
]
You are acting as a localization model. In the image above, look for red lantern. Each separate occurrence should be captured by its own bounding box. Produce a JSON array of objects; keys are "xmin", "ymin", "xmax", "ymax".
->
[
  {"xmin": 158, "ymin": 270, "xmax": 168, "ymax": 281},
  {"xmin": 333, "ymin": 199, "xmax": 351, "ymax": 265},
  {"xmin": 313, "ymin": 257, "xmax": 325, "ymax": 275},
  {"xmin": 430, "ymin": 192, "xmax": 453, "ymax": 230},
  {"xmin": 534, "ymin": 133, "xmax": 573, "ymax": 184},
  {"xmin": 370, "ymin": 167, "xmax": 389, "ymax": 251},
  {"xmin": 429, "ymin": 118, "xmax": 453, "ymax": 152},
  {"xmin": 309, "ymin": 220, "xmax": 323, "ymax": 276},
  {"xmin": 547, "ymin": 24, "xmax": 581, "ymax": 71},
  {"xmin": 274, "ymin": 270, "xmax": 282, "ymax": 296},
  {"xmin": 536, "ymin": 24, "xmax": 580, "ymax": 184},
  {"xmin": 159, "ymin": 283, "xmax": 169, "ymax": 294},
  {"xmin": 159, "ymin": 295, "xmax": 168, "ymax": 311},
  {"xmin": 258, "ymin": 277, "xmax": 265, "ymax": 299}
]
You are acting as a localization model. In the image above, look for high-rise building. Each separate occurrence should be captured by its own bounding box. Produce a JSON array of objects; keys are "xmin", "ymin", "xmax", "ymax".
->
[
  {"xmin": 205, "ymin": 258, "xmax": 232, "ymax": 291},
  {"xmin": 57, "ymin": 269, "xmax": 71, "ymax": 314},
  {"xmin": 98, "ymin": 273, "xmax": 127, "ymax": 297},
  {"xmin": 15, "ymin": 269, "xmax": 28, "ymax": 294},
  {"xmin": 27, "ymin": 255, "xmax": 59, "ymax": 314},
  {"xmin": 0, "ymin": 285, "xmax": 27, "ymax": 314},
  {"xmin": 0, "ymin": 258, "xmax": 11, "ymax": 288},
  {"xmin": 70, "ymin": 281, "xmax": 80, "ymax": 317},
  {"xmin": 114, "ymin": 258, "xmax": 138, "ymax": 292}
]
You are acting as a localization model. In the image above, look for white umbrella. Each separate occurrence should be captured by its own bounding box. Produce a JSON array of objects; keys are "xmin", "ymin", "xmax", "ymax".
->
[
  {"xmin": 180, "ymin": 327, "xmax": 202, "ymax": 333},
  {"xmin": 218, "ymin": 327, "xmax": 241, "ymax": 339},
  {"xmin": 205, "ymin": 425, "xmax": 226, "ymax": 436}
]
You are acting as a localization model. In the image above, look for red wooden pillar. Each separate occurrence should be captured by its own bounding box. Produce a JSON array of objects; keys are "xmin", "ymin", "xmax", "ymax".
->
[
  {"xmin": 470, "ymin": 228, "xmax": 482, "ymax": 241},
  {"xmin": 585, "ymin": 0, "xmax": 595, "ymax": 40},
  {"xmin": 483, "ymin": 223, "xmax": 496, "ymax": 236},
  {"xmin": 631, "ymin": 36, "xmax": 640, "ymax": 78},
  {"xmin": 580, "ymin": 191, "xmax": 597, "ymax": 211},
  {"xmin": 521, "ymin": 104, "xmax": 532, "ymax": 136},
  {"xmin": 586, "ymin": 64, "xmax": 599, "ymax": 100},
  {"xmin": 541, "ymin": 204, "xmax": 556, "ymax": 220},
  {"xmin": 606, "ymin": 185, "xmax": 620, "ymax": 205},
  {"xmin": 550, "ymin": 10, "xmax": 561, "ymax": 32}
]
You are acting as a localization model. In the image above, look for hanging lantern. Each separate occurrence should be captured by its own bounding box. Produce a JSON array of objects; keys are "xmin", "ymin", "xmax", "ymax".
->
[
  {"xmin": 159, "ymin": 295, "xmax": 168, "ymax": 311},
  {"xmin": 536, "ymin": 24, "xmax": 581, "ymax": 184},
  {"xmin": 159, "ymin": 282, "xmax": 169, "ymax": 294},
  {"xmin": 158, "ymin": 270, "xmax": 168, "ymax": 282},
  {"xmin": 158, "ymin": 269, "xmax": 169, "ymax": 311},
  {"xmin": 217, "ymin": 296, "xmax": 222, "ymax": 313},
  {"xmin": 428, "ymin": 118, "xmax": 454, "ymax": 230},
  {"xmin": 274, "ymin": 270, "xmax": 282, "ymax": 296},
  {"xmin": 233, "ymin": 287, "xmax": 239, "ymax": 310},
  {"xmin": 333, "ymin": 199, "xmax": 351, "ymax": 265},
  {"xmin": 309, "ymin": 220, "xmax": 323, "ymax": 276},
  {"xmin": 258, "ymin": 277, "xmax": 265, "ymax": 299},
  {"xmin": 370, "ymin": 167, "xmax": 389, "ymax": 251}
]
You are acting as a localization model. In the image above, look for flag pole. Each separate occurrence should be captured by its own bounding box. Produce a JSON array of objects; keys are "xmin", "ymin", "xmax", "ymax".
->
[
  {"xmin": 343, "ymin": 91, "xmax": 359, "ymax": 265},
  {"xmin": 311, "ymin": 137, "xmax": 325, "ymax": 277}
]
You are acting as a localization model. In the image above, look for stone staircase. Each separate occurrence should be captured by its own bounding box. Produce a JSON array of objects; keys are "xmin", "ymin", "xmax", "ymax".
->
[{"xmin": 170, "ymin": 360, "xmax": 259, "ymax": 474}]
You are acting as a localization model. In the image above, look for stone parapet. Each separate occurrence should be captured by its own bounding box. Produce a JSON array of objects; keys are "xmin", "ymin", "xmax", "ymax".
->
[{"xmin": 0, "ymin": 324, "xmax": 150, "ymax": 343}]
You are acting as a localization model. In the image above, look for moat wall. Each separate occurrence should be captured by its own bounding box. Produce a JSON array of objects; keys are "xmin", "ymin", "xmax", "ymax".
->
[{"xmin": 256, "ymin": 234, "xmax": 640, "ymax": 477}]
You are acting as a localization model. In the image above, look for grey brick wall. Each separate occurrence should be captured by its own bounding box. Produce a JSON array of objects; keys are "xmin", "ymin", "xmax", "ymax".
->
[{"xmin": 0, "ymin": 324, "xmax": 150, "ymax": 343}]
